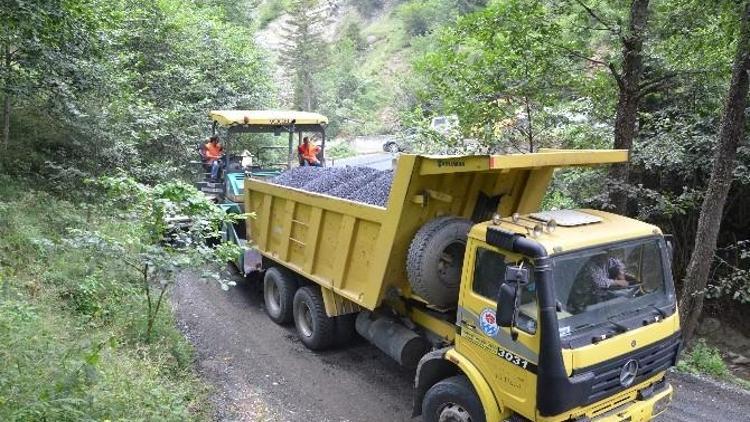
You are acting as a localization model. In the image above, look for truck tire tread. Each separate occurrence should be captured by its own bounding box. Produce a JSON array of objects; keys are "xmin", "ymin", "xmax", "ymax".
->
[
  {"xmin": 263, "ymin": 267, "xmax": 298, "ymax": 325},
  {"xmin": 422, "ymin": 375, "xmax": 486, "ymax": 422},
  {"xmin": 407, "ymin": 217, "xmax": 472, "ymax": 307},
  {"xmin": 293, "ymin": 286, "xmax": 336, "ymax": 350}
]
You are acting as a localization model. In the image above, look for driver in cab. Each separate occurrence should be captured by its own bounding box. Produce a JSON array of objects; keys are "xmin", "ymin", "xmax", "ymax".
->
[
  {"xmin": 567, "ymin": 256, "xmax": 638, "ymax": 314},
  {"xmin": 590, "ymin": 257, "xmax": 637, "ymax": 289}
]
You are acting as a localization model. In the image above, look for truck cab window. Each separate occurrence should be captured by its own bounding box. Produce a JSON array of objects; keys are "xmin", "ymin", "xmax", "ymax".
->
[
  {"xmin": 473, "ymin": 248, "xmax": 508, "ymax": 299},
  {"xmin": 473, "ymin": 248, "xmax": 537, "ymax": 333}
]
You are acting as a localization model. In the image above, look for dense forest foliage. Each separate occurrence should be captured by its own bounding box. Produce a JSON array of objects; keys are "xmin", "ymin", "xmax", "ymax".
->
[
  {"xmin": 1, "ymin": 0, "xmax": 749, "ymax": 418},
  {"xmin": 1, "ymin": 0, "xmax": 271, "ymax": 183},
  {"xmin": 1, "ymin": 0, "xmax": 268, "ymax": 418}
]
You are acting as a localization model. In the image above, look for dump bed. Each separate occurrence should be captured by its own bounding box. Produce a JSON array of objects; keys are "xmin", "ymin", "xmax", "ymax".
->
[{"xmin": 244, "ymin": 150, "xmax": 627, "ymax": 311}]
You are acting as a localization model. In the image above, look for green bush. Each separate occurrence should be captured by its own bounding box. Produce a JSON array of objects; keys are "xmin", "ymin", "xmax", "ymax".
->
[
  {"xmin": 399, "ymin": 2, "xmax": 435, "ymax": 36},
  {"xmin": 676, "ymin": 340, "xmax": 729, "ymax": 377},
  {"xmin": 59, "ymin": 272, "xmax": 136, "ymax": 322},
  {"xmin": 327, "ymin": 141, "xmax": 357, "ymax": 159}
]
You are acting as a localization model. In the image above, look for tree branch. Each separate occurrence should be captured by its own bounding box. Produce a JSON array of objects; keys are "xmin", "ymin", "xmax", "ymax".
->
[
  {"xmin": 573, "ymin": 0, "xmax": 619, "ymax": 34},
  {"xmin": 608, "ymin": 62, "xmax": 624, "ymax": 89},
  {"xmin": 639, "ymin": 72, "xmax": 678, "ymax": 91},
  {"xmin": 555, "ymin": 43, "xmax": 615, "ymax": 71}
]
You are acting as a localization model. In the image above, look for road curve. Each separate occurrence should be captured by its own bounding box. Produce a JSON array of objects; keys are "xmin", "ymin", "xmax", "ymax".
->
[{"xmin": 172, "ymin": 273, "xmax": 750, "ymax": 421}]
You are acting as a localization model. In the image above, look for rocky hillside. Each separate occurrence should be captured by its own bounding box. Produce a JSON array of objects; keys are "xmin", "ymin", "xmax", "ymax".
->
[{"xmin": 250, "ymin": 0, "xmax": 462, "ymax": 135}]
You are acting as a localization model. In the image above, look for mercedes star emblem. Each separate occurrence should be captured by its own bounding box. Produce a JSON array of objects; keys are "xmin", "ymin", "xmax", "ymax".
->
[{"xmin": 619, "ymin": 359, "xmax": 639, "ymax": 387}]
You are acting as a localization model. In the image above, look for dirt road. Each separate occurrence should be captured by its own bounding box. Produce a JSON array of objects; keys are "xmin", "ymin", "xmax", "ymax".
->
[{"xmin": 173, "ymin": 273, "xmax": 750, "ymax": 422}]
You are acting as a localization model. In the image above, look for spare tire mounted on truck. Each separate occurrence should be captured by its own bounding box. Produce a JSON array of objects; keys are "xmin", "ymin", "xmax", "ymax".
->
[{"xmin": 407, "ymin": 217, "xmax": 473, "ymax": 308}]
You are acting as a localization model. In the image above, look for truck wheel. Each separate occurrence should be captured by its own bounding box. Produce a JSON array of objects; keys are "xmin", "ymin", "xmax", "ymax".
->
[
  {"xmin": 422, "ymin": 375, "xmax": 486, "ymax": 422},
  {"xmin": 264, "ymin": 267, "xmax": 298, "ymax": 325},
  {"xmin": 293, "ymin": 286, "xmax": 336, "ymax": 350},
  {"xmin": 407, "ymin": 217, "xmax": 472, "ymax": 307}
]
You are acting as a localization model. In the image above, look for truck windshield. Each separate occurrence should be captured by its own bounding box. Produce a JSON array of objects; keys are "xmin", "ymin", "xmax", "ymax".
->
[{"xmin": 552, "ymin": 237, "xmax": 673, "ymax": 339}]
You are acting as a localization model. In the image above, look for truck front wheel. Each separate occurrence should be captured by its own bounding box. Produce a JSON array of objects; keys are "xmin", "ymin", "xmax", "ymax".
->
[
  {"xmin": 422, "ymin": 375, "xmax": 486, "ymax": 422},
  {"xmin": 264, "ymin": 267, "xmax": 298, "ymax": 325},
  {"xmin": 293, "ymin": 286, "xmax": 336, "ymax": 350}
]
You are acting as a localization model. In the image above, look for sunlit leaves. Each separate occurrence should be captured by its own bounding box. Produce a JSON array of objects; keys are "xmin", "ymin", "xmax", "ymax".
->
[{"xmin": 415, "ymin": 0, "xmax": 577, "ymax": 151}]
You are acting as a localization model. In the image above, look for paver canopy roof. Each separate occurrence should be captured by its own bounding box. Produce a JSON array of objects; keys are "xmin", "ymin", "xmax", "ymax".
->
[{"xmin": 209, "ymin": 110, "xmax": 328, "ymax": 127}]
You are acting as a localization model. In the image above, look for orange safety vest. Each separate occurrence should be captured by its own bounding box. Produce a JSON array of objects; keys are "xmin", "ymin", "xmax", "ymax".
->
[
  {"xmin": 298, "ymin": 143, "xmax": 320, "ymax": 163},
  {"xmin": 204, "ymin": 142, "xmax": 223, "ymax": 162}
]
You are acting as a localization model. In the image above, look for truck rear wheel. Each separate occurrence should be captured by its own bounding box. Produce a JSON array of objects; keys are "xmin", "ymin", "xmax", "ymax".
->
[
  {"xmin": 293, "ymin": 286, "xmax": 336, "ymax": 350},
  {"xmin": 407, "ymin": 217, "xmax": 472, "ymax": 307},
  {"xmin": 422, "ymin": 375, "xmax": 486, "ymax": 422},
  {"xmin": 264, "ymin": 267, "xmax": 298, "ymax": 325}
]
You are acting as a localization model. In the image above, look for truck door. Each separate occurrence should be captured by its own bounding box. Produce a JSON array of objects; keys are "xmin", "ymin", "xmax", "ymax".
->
[{"xmin": 456, "ymin": 241, "xmax": 540, "ymax": 419}]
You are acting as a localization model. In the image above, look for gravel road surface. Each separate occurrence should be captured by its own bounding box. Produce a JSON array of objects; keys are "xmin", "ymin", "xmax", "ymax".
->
[{"xmin": 173, "ymin": 273, "xmax": 750, "ymax": 422}]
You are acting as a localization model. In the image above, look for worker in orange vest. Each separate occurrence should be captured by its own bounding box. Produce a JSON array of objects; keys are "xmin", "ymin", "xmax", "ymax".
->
[
  {"xmin": 297, "ymin": 136, "xmax": 322, "ymax": 166},
  {"xmin": 200, "ymin": 135, "xmax": 224, "ymax": 180}
]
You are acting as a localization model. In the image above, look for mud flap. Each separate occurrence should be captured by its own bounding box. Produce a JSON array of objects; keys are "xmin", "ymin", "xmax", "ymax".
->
[{"xmin": 243, "ymin": 248, "xmax": 263, "ymax": 275}]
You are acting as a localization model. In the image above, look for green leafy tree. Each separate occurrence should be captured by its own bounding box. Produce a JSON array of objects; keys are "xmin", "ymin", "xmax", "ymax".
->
[
  {"xmin": 569, "ymin": 0, "xmax": 652, "ymax": 212},
  {"xmin": 1, "ymin": 0, "xmax": 271, "ymax": 184},
  {"xmin": 679, "ymin": 0, "xmax": 750, "ymax": 342},
  {"xmin": 67, "ymin": 176, "xmax": 245, "ymax": 342},
  {"xmin": 0, "ymin": 0, "xmax": 98, "ymax": 150},
  {"xmin": 415, "ymin": 0, "xmax": 575, "ymax": 152},
  {"xmin": 280, "ymin": 0, "xmax": 329, "ymax": 111},
  {"xmin": 318, "ymin": 36, "xmax": 384, "ymax": 136}
]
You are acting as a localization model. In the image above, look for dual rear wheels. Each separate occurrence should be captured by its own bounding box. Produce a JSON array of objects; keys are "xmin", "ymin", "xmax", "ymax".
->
[
  {"xmin": 263, "ymin": 267, "xmax": 355, "ymax": 350},
  {"xmin": 263, "ymin": 267, "xmax": 485, "ymax": 422}
]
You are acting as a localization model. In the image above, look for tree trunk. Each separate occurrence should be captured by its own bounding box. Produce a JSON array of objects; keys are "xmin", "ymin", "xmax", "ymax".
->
[
  {"xmin": 2, "ymin": 93, "xmax": 9, "ymax": 151},
  {"xmin": 607, "ymin": 0, "xmax": 650, "ymax": 213},
  {"xmin": 2, "ymin": 43, "xmax": 10, "ymax": 151},
  {"xmin": 679, "ymin": 1, "xmax": 750, "ymax": 344},
  {"xmin": 524, "ymin": 95, "xmax": 534, "ymax": 152}
]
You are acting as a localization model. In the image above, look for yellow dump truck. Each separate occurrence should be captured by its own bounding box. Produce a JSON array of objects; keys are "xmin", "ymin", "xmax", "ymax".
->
[{"xmin": 242, "ymin": 150, "xmax": 681, "ymax": 422}]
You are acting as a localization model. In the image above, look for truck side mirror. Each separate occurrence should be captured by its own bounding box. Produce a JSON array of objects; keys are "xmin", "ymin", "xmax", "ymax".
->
[
  {"xmin": 496, "ymin": 283, "xmax": 516, "ymax": 328},
  {"xmin": 496, "ymin": 265, "xmax": 529, "ymax": 329}
]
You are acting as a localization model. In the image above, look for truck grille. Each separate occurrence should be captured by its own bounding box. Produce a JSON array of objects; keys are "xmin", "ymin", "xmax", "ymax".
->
[{"xmin": 576, "ymin": 333, "xmax": 681, "ymax": 404}]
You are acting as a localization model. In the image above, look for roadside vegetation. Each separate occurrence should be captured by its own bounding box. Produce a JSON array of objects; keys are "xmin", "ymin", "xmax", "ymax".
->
[
  {"xmin": 677, "ymin": 341, "xmax": 729, "ymax": 378},
  {"xmin": 1, "ymin": 0, "xmax": 264, "ymax": 419},
  {"xmin": 0, "ymin": 178, "xmax": 211, "ymax": 420},
  {"xmin": 677, "ymin": 341, "xmax": 750, "ymax": 389}
]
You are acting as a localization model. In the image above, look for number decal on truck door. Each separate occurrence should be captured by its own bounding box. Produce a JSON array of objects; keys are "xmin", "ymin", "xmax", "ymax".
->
[
  {"xmin": 462, "ymin": 326, "xmax": 538, "ymax": 374},
  {"xmin": 496, "ymin": 349, "xmax": 537, "ymax": 373}
]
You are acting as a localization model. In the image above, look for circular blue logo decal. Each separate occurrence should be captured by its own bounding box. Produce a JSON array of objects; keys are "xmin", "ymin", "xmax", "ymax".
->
[{"xmin": 479, "ymin": 308, "xmax": 499, "ymax": 337}]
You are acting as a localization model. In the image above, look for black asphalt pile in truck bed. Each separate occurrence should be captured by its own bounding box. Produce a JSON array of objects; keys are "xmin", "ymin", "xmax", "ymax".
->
[{"xmin": 269, "ymin": 166, "xmax": 394, "ymax": 207}]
